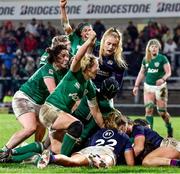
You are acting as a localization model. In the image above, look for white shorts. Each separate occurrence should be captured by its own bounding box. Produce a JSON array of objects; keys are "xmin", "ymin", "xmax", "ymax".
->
[
  {"xmin": 39, "ymin": 103, "xmax": 62, "ymax": 129},
  {"xmin": 76, "ymin": 146, "xmax": 116, "ymax": 166},
  {"xmin": 144, "ymin": 82, "xmax": 168, "ymax": 101},
  {"xmin": 12, "ymin": 90, "xmax": 41, "ymax": 118},
  {"xmin": 160, "ymin": 138, "xmax": 180, "ymax": 152}
]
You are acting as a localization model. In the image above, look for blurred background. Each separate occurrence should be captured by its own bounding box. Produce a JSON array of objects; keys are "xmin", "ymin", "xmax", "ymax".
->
[{"xmin": 0, "ymin": 0, "xmax": 179, "ymax": 115}]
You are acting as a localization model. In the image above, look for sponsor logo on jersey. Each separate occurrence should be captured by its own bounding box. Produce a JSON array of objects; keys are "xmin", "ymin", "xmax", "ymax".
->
[
  {"xmin": 74, "ymin": 82, "xmax": 80, "ymax": 89},
  {"xmin": 107, "ymin": 60, "xmax": 113, "ymax": 65},
  {"xmin": 83, "ymin": 89, "xmax": 88, "ymax": 96},
  {"xmin": 48, "ymin": 69, "xmax": 54, "ymax": 75},
  {"xmin": 102, "ymin": 130, "xmax": 114, "ymax": 139},
  {"xmin": 147, "ymin": 68, "xmax": 159, "ymax": 73},
  {"xmin": 154, "ymin": 62, "xmax": 160, "ymax": 67},
  {"xmin": 69, "ymin": 93, "xmax": 80, "ymax": 101}
]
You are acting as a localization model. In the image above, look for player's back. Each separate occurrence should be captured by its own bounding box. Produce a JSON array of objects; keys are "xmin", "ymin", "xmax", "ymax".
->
[{"xmin": 89, "ymin": 128, "xmax": 132, "ymax": 160}]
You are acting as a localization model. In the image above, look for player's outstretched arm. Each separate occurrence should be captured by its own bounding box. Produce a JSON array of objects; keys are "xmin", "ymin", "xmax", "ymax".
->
[
  {"xmin": 60, "ymin": 0, "xmax": 73, "ymax": 35},
  {"xmin": 70, "ymin": 30, "xmax": 96, "ymax": 72}
]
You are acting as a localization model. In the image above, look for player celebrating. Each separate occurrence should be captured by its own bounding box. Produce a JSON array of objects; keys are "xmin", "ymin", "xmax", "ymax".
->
[
  {"xmin": 0, "ymin": 44, "xmax": 70, "ymax": 161},
  {"xmin": 39, "ymin": 30, "xmax": 104, "ymax": 157},
  {"xmin": 60, "ymin": 0, "xmax": 99, "ymax": 56},
  {"xmin": 39, "ymin": 35, "xmax": 71, "ymax": 67},
  {"xmin": 72, "ymin": 77, "xmax": 119, "ymax": 149},
  {"xmin": 133, "ymin": 39, "xmax": 173, "ymax": 137}
]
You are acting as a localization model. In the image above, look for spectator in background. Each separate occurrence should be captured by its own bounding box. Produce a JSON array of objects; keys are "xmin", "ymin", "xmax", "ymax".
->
[
  {"xmin": 36, "ymin": 20, "xmax": 47, "ymax": 38},
  {"xmin": 163, "ymin": 38, "xmax": 177, "ymax": 75},
  {"xmin": 162, "ymin": 29, "xmax": 173, "ymax": 44},
  {"xmin": 22, "ymin": 32, "xmax": 38, "ymax": 55},
  {"xmin": 126, "ymin": 21, "xmax": 138, "ymax": 43},
  {"xmin": 46, "ymin": 21, "xmax": 57, "ymax": 38},
  {"xmin": 16, "ymin": 22, "xmax": 26, "ymax": 44},
  {"xmin": 25, "ymin": 18, "xmax": 39, "ymax": 37},
  {"xmin": 25, "ymin": 56, "xmax": 36, "ymax": 76},
  {"xmin": 173, "ymin": 27, "xmax": 180, "ymax": 46},
  {"xmin": 93, "ymin": 20, "xmax": 106, "ymax": 41},
  {"xmin": 2, "ymin": 90, "xmax": 13, "ymax": 108},
  {"xmin": 0, "ymin": 38, "xmax": 6, "ymax": 54},
  {"xmin": 1, "ymin": 46, "xmax": 15, "ymax": 77},
  {"xmin": 3, "ymin": 32, "xmax": 18, "ymax": 53}
]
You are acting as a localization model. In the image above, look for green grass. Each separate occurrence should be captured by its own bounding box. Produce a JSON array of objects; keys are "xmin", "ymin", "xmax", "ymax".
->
[{"xmin": 0, "ymin": 114, "xmax": 180, "ymax": 173}]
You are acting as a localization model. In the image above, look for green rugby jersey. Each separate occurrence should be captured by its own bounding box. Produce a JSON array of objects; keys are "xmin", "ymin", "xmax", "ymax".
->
[
  {"xmin": 46, "ymin": 70, "xmax": 96, "ymax": 113},
  {"xmin": 69, "ymin": 32, "xmax": 100, "ymax": 57},
  {"xmin": 20, "ymin": 63, "xmax": 67, "ymax": 104},
  {"xmin": 73, "ymin": 91, "xmax": 114, "ymax": 122},
  {"xmin": 142, "ymin": 54, "xmax": 169, "ymax": 85},
  {"xmin": 39, "ymin": 52, "xmax": 49, "ymax": 67}
]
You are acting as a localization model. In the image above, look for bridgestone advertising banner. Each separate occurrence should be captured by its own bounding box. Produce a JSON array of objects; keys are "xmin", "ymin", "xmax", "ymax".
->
[{"xmin": 0, "ymin": 0, "xmax": 180, "ymax": 20}]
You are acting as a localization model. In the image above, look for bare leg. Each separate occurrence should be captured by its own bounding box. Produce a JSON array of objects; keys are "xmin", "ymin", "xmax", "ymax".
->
[
  {"xmin": 6, "ymin": 113, "xmax": 37, "ymax": 149},
  {"xmin": 144, "ymin": 92, "xmax": 155, "ymax": 129},
  {"xmin": 35, "ymin": 121, "xmax": 46, "ymax": 142},
  {"xmin": 54, "ymin": 153, "xmax": 89, "ymax": 167},
  {"xmin": 143, "ymin": 147, "xmax": 180, "ymax": 166},
  {"xmin": 49, "ymin": 130, "xmax": 65, "ymax": 154}
]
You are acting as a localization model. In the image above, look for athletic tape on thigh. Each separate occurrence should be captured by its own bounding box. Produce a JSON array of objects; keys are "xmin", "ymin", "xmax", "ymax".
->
[
  {"xmin": 48, "ymin": 125, "xmax": 56, "ymax": 135},
  {"xmin": 145, "ymin": 102, "xmax": 154, "ymax": 109},
  {"xmin": 157, "ymin": 107, "xmax": 166, "ymax": 113}
]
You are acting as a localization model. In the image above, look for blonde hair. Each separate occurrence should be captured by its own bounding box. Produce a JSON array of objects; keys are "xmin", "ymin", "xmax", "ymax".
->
[
  {"xmin": 80, "ymin": 54, "xmax": 98, "ymax": 71},
  {"xmin": 104, "ymin": 109, "xmax": 127, "ymax": 129},
  {"xmin": 145, "ymin": 39, "xmax": 161, "ymax": 62},
  {"xmin": 51, "ymin": 35, "xmax": 69, "ymax": 48},
  {"xmin": 99, "ymin": 27, "xmax": 127, "ymax": 68}
]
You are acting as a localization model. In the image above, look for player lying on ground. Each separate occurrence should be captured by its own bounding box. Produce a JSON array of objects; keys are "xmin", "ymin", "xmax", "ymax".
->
[
  {"xmin": 36, "ymin": 110, "xmax": 134, "ymax": 169},
  {"xmin": 124, "ymin": 119, "xmax": 180, "ymax": 167}
]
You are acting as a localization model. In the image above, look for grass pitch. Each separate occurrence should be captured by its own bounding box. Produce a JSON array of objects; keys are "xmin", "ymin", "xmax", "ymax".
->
[{"xmin": 0, "ymin": 114, "xmax": 180, "ymax": 173}]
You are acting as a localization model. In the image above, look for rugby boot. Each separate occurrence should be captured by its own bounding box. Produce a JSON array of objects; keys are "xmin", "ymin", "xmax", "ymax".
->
[{"xmin": 0, "ymin": 149, "xmax": 12, "ymax": 163}]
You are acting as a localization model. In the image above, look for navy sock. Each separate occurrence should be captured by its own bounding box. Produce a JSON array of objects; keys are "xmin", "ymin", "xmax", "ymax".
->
[{"xmin": 170, "ymin": 159, "xmax": 180, "ymax": 166}]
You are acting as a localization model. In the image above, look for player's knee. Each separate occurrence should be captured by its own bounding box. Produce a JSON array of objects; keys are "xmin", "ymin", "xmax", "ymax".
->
[
  {"xmin": 142, "ymin": 157, "xmax": 151, "ymax": 166},
  {"xmin": 67, "ymin": 120, "xmax": 83, "ymax": 138},
  {"xmin": 145, "ymin": 101, "xmax": 155, "ymax": 110},
  {"xmin": 24, "ymin": 126, "xmax": 37, "ymax": 137},
  {"xmin": 157, "ymin": 108, "xmax": 166, "ymax": 117}
]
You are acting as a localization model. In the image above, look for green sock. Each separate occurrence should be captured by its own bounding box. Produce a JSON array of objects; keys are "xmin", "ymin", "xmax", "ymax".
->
[
  {"xmin": 166, "ymin": 122, "xmax": 173, "ymax": 137},
  {"xmin": 146, "ymin": 116, "xmax": 153, "ymax": 129},
  {"xmin": 60, "ymin": 133, "xmax": 76, "ymax": 156},
  {"xmin": 11, "ymin": 152, "xmax": 38, "ymax": 163},
  {"xmin": 12, "ymin": 142, "xmax": 44, "ymax": 155}
]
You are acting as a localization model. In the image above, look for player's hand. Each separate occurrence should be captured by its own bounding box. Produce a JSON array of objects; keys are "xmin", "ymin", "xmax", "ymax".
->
[
  {"xmin": 60, "ymin": 0, "xmax": 67, "ymax": 8},
  {"xmin": 87, "ymin": 30, "xmax": 97, "ymax": 42},
  {"xmin": 156, "ymin": 78, "xmax": 164, "ymax": 86},
  {"xmin": 132, "ymin": 86, "xmax": 139, "ymax": 96}
]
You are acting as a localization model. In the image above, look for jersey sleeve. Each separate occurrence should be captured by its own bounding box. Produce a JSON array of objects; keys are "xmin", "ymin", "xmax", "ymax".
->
[
  {"xmin": 132, "ymin": 125, "xmax": 145, "ymax": 138},
  {"xmin": 41, "ymin": 64, "xmax": 55, "ymax": 79},
  {"xmin": 124, "ymin": 135, "xmax": 133, "ymax": 151},
  {"xmin": 39, "ymin": 52, "xmax": 49, "ymax": 66},
  {"xmin": 162, "ymin": 54, "xmax": 169, "ymax": 65},
  {"xmin": 141, "ymin": 58, "xmax": 146, "ymax": 68},
  {"xmin": 86, "ymin": 80, "xmax": 97, "ymax": 101}
]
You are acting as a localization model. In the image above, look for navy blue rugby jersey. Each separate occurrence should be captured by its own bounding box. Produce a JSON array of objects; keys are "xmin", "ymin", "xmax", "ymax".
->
[
  {"xmin": 93, "ymin": 55, "xmax": 125, "ymax": 88},
  {"xmin": 132, "ymin": 125, "xmax": 163, "ymax": 149},
  {"xmin": 89, "ymin": 128, "xmax": 132, "ymax": 160}
]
